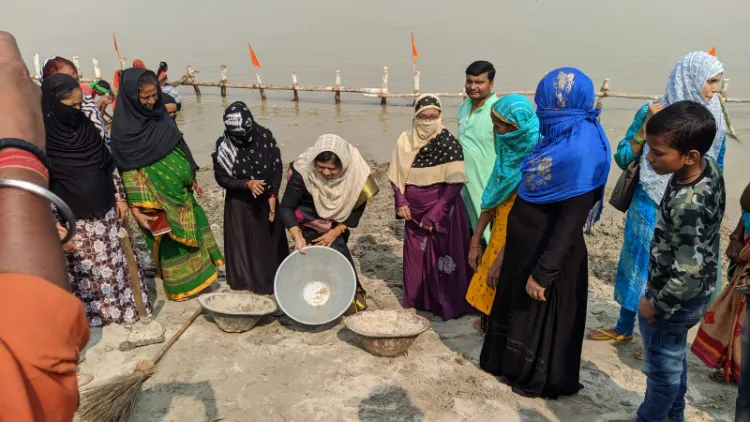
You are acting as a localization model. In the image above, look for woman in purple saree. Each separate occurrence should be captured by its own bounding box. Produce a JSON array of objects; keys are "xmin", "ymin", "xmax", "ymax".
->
[{"xmin": 388, "ymin": 94, "xmax": 474, "ymax": 321}]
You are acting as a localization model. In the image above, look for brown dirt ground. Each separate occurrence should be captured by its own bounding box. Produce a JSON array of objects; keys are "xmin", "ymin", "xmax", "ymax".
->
[{"xmin": 76, "ymin": 163, "xmax": 738, "ymax": 422}]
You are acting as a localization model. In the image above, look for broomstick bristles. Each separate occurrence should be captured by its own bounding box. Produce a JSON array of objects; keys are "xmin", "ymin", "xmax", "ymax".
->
[{"xmin": 77, "ymin": 365, "xmax": 158, "ymax": 422}]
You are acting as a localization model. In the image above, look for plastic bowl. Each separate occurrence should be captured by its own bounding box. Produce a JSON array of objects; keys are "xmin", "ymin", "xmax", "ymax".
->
[
  {"xmin": 274, "ymin": 246, "xmax": 357, "ymax": 326},
  {"xmin": 198, "ymin": 292, "xmax": 277, "ymax": 333}
]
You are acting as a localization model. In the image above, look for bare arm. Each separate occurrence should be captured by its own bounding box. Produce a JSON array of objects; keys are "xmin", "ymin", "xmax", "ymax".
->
[
  {"xmin": 0, "ymin": 32, "xmax": 68, "ymax": 290},
  {"xmin": 472, "ymin": 210, "xmax": 494, "ymax": 247}
]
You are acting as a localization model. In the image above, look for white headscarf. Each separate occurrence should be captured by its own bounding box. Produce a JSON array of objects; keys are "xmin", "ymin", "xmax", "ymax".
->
[
  {"xmin": 639, "ymin": 51, "xmax": 725, "ymax": 204},
  {"xmin": 293, "ymin": 134, "xmax": 371, "ymax": 222}
]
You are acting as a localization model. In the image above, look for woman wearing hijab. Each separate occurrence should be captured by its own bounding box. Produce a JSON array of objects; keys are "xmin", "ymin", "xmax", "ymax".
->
[
  {"xmin": 387, "ymin": 94, "xmax": 472, "ymax": 321},
  {"xmin": 480, "ymin": 68, "xmax": 611, "ymax": 398},
  {"xmin": 42, "ymin": 56, "xmax": 110, "ymax": 149},
  {"xmin": 112, "ymin": 68, "xmax": 223, "ymax": 301},
  {"xmin": 589, "ymin": 51, "xmax": 727, "ymax": 351},
  {"xmin": 212, "ymin": 102, "xmax": 288, "ymax": 294},
  {"xmin": 42, "ymin": 73, "xmax": 151, "ymax": 326},
  {"xmin": 465, "ymin": 94, "xmax": 539, "ymax": 332},
  {"xmin": 280, "ymin": 134, "xmax": 378, "ymax": 314}
]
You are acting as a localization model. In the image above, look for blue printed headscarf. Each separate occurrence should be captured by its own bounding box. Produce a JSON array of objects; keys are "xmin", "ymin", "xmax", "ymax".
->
[
  {"xmin": 518, "ymin": 67, "xmax": 611, "ymax": 230},
  {"xmin": 480, "ymin": 94, "xmax": 539, "ymax": 210}
]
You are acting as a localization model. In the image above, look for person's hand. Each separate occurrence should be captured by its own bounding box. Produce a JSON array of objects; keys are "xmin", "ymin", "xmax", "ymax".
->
[
  {"xmin": 115, "ymin": 200, "xmax": 129, "ymax": 222},
  {"xmin": 418, "ymin": 221, "xmax": 434, "ymax": 233},
  {"xmin": 0, "ymin": 32, "xmax": 45, "ymax": 152},
  {"xmin": 468, "ymin": 244, "xmax": 482, "ymax": 271},
  {"xmin": 95, "ymin": 95, "xmax": 111, "ymax": 111},
  {"xmin": 727, "ymin": 237, "xmax": 745, "ymax": 264},
  {"xmin": 192, "ymin": 180, "xmax": 204, "ymax": 197},
  {"xmin": 268, "ymin": 196, "xmax": 276, "ymax": 222},
  {"xmin": 131, "ymin": 208, "xmax": 157, "ymax": 230},
  {"xmin": 526, "ymin": 275, "xmax": 546, "ymax": 302},
  {"xmin": 312, "ymin": 229, "xmax": 340, "ymax": 247},
  {"xmin": 639, "ymin": 295, "xmax": 657, "ymax": 323},
  {"xmin": 645, "ymin": 101, "xmax": 664, "ymax": 123},
  {"xmin": 291, "ymin": 230, "xmax": 307, "ymax": 254},
  {"xmin": 486, "ymin": 247, "xmax": 504, "ymax": 287},
  {"xmin": 247, "ymin": 179, "xmax": 266, "ymax": 198},
  {"xmin": 396, "ymin": 205, "xmax": 412, "ymax": 220},
  {"xmin": 56, "ymin": 222, "xmax": 80, "ymax": 253}
]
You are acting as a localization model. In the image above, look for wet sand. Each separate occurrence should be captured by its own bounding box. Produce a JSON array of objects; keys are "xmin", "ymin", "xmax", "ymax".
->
[{"xmin": 77, "ymin": 162, "xmax": 740, "ymax": 422}]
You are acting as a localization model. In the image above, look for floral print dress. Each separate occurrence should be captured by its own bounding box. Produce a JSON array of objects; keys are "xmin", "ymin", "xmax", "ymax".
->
[{"xmin": 64, "ymin": 170, "xmax": 151, "ymax": 326}]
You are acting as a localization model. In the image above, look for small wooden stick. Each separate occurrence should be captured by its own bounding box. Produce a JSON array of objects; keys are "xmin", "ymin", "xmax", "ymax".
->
[
  {"xmin": 150, "ymin": 307, "xmax": 204, "ymax": 365},
  {"xmin": 117, "ymin": 228, "xmax": 150, "ymax": 321}
]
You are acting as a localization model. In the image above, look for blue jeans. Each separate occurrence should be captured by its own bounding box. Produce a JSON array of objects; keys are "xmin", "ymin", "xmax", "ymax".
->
[
  {"xmin": 737, "ymin": 299, "xmax": 750, "ymax": 422},
  {"xmin": 637, "ymin": 293, "xmax": 708, "ymax": 422},
  {"xmin": 615, "ymin": 307, "xmax": 638, "ymax": 336}
]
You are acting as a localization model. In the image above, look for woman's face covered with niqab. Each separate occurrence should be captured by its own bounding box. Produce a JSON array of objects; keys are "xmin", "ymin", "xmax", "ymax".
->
[{"xmin": 223, "ymin": 101, "xmax": 254, "ymax": 147}]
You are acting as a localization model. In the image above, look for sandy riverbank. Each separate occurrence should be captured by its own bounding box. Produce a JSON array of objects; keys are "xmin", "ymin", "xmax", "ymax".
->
[{"xmin": 77, "ymin": 162, "xmax": 739, "ymax": 422}]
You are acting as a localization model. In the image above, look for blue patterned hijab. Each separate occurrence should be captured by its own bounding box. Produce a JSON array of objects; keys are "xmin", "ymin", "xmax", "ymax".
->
[
  {"xmin": 480, "ymin": 94, "xmax": 539, "ymax": 210},
  {"xmin": 518, "ymin": 67, "xmax": 611, "ymax": 230}
]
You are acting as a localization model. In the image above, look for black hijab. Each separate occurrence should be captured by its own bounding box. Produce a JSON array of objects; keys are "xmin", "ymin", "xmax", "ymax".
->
[
  {"xmin": 111, "ymin": 68, "xmax": 183, "ymax": 171},
  {"xmin": 42, "ymin": 73, "xmax": 116, "ymax": 218},
  {"xmin": 212, "ymin": 101, "xmax": 282, "ymax": 191}
]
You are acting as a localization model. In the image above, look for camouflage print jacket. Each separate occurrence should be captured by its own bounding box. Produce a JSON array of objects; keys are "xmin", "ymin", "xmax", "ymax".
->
[{"xmin": 647, "ymin": 156, "xmax": 726, "ymax": 319}]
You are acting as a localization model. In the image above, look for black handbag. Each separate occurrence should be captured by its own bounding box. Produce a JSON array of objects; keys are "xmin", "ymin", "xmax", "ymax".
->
[{"xmin": 609, "ymin": 160, "xmax": 640, "ymax": 213}]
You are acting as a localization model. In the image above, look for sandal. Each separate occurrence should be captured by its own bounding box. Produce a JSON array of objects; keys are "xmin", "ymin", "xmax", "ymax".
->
[
  {"xmin": 587, "ymin": 327, "xmax": 634, "ymax": 342},
  {"xmin": 634, "ymin": 348, "xmax": 643, "ymax": 361},
  {"xmin": 709, "ymin": 369, "xmax": 736, "ymax": 384}
]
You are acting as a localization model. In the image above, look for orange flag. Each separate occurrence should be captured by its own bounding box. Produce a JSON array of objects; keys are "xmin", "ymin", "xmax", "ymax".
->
[
  {"xmin": 113, "ymin": 32, "xmax": 123, "ymax": 65},
  {"xmin": 708, "ymin": 45, "xmax": 716, "ymax": 56},
  {"xmin": 411, "ymin": 31, "xmax": 419, "ymax": 64},
  {"xmin": 248, "ymin": 44, "xmax": 261, "ymax": 68}
]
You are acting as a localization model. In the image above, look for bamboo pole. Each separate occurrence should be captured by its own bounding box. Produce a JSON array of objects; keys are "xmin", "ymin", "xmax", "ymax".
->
[
  {"xmin": 292, "ymin": 69, "xmax": 299, "ymax": 102},
  {"xmin": 256, "ymin": 72, "xmax": 266, "ymax": 101},
  {"xmin": 220, "ymin": 65, "xmax": 227, "ymax": 98},
  {"xmin": 334, "ymin": 70, "xmax": 341, "ymax": 104},
  {"xmin": 413, "ymin": 70, "xmax": 420, "ymax": 104},
  {"xmin": 72, "ymin": 56, "xmax": 82, "ymax": 79},
  {"xmin": 185, "ymin": 66, "xmax": 201, "ymax": 96},
  {"xmin": 92, "ymin": 58, "xmax": 101, "ymax": 79},
  {"xmin": 720, "ymin": 78, "xmax": 739, "ymax": 141},
  {"xmin": 380, "ymin": 66, "xmax": 388, "ymax": 105},
  {"xmin": 595, "ymin": 78, "xmax": 611, "ymax": 109},
  {"xmin": 33, "ymin": 53, "xmax": 40, "ymax": 80}
]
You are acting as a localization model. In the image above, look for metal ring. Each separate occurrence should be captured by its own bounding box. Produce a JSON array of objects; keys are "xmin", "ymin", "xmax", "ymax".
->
[{"xmin": 0, "ymin": 179, "xmax": 77, "ymax": 244}]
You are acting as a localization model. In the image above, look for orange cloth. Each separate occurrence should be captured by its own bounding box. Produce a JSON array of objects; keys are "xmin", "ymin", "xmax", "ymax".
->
[
  {"xmin": 0, "ymin": 274, "xmax": 89, "ymax": 422},
  {"xmin": 465, "ymin": 193, "xmax": 517, "ymax": 315}
]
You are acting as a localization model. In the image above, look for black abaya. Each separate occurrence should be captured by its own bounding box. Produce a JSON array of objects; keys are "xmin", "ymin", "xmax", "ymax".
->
[
  {"xmin": 479, "ymin": 190, "xmax": 596, "ymax": 399},
  {"xmin": 216, "ymin": 173, "xmax": 289, "ymax": 294}
]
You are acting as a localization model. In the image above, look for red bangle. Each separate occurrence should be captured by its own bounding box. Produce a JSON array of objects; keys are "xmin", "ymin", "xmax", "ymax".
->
[
  {"xmin": 0, "ymin": 149, "xmax": 49, "ymax": 182},
  {"xmin": 470, "ymin": 245, "xmax": 482, "ymax": 249}
]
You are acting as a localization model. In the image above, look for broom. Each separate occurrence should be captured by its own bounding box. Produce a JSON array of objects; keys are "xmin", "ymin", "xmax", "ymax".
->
[{"xmin": 77, "ymin": 306, "xmax": 204, "ymax": 422}]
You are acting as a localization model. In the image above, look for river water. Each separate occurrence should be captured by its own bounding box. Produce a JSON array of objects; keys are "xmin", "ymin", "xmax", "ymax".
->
[{"xmin": 4, "ymin": 0, "xmax": 750, "ymax": 220}]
